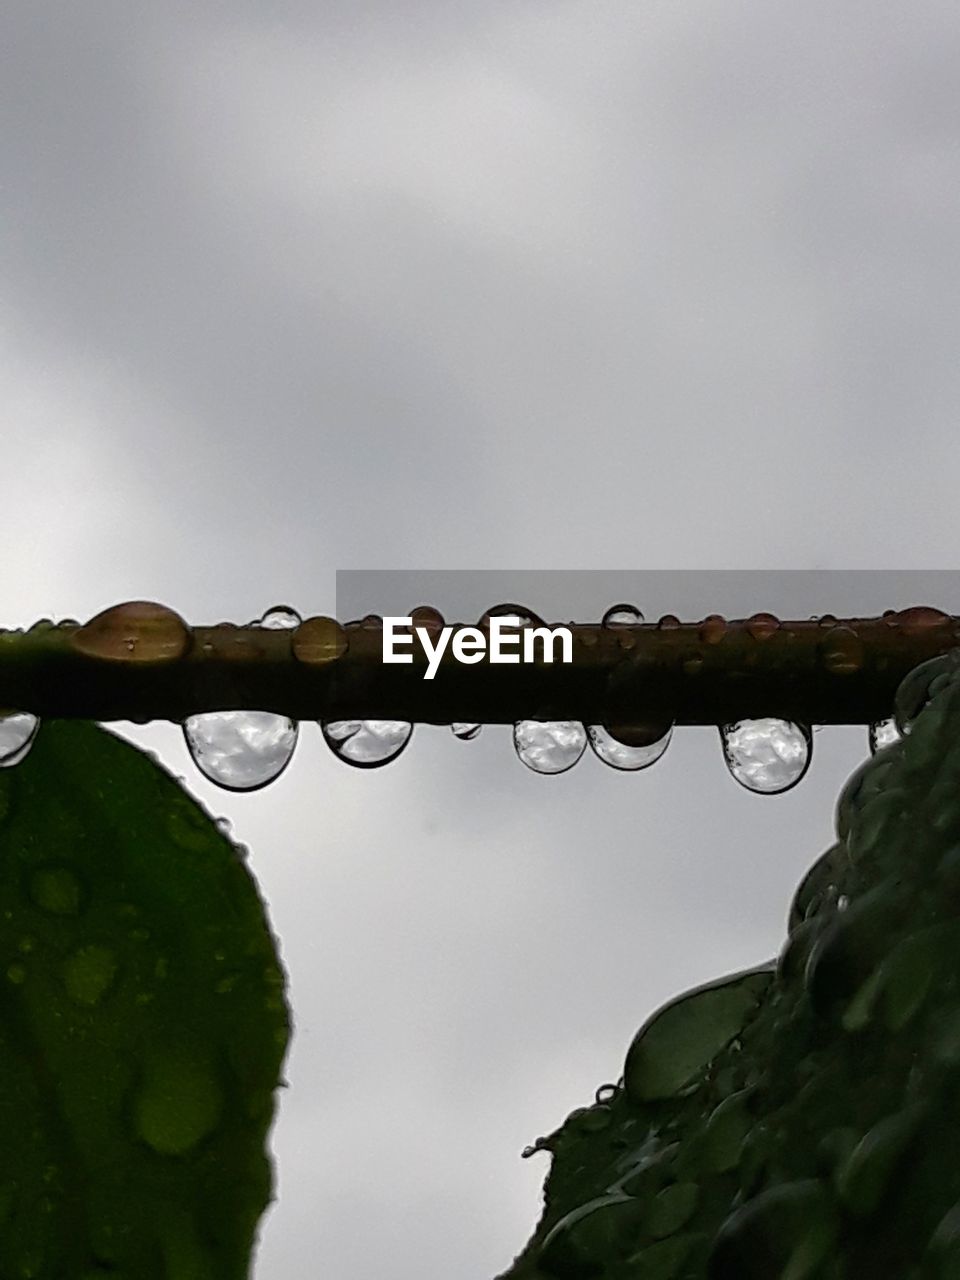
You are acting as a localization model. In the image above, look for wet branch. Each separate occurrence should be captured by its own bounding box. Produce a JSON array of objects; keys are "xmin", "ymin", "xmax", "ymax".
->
[{"xmin": 0, "ymin": 602, "xmax": 957, "ymax": 726}]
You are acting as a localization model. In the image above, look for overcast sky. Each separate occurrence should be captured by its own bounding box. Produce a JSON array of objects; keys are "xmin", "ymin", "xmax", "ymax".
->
[{"xmin": 3, "ymin": 3, "xmax": 960, "ymax": 1277}]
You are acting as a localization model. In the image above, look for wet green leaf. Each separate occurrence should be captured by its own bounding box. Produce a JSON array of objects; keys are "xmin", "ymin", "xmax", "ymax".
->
[
  {"xmin": 498, "ymin": 650, "xmax": 960, "ymax": 1280},
  {"xmin": 0, "ymin": 721, "xmax": 290, "ymax": 1278}
]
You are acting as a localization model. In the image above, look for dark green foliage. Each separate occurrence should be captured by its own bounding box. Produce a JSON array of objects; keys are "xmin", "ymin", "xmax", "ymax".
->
[
  {"xmin": 499, "ymin": 653, "xmax": 960, "ymax": 1279},
  {"xmin": 0, "ymin": 722, "xmax": 290, "ymax": 1278}
]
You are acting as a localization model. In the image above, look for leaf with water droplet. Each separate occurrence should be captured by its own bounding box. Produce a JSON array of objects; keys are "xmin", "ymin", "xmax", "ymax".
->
[
  {"xmin": 0, "ymin": 720, "xmax": 289, "ymax": 1277},
  {"xmin": 623, "ymin": 965, "xmax": 774, "ymax": 1103},
  {"xmin": 497, "ymin": 655, "xmax": 960, "ymax": 1280}
]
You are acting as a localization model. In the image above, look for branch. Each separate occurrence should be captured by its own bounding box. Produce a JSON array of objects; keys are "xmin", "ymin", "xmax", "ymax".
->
[{"xmin": 1, "ymin": 601, "xmax": 957, "ymax": 727}]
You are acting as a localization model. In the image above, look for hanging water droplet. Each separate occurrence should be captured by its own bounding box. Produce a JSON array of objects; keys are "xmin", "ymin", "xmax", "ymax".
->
[
  {"xmin": 71, "ymin": 601, "xmax": 190, "ymax": 664},
  {"xmin": 451, "ymin": 723, "xmax": 481, "ymax": 741},
  {"xmin": 257, "ymin": 605, "xmax": 301, "ymax": 630},
  {"xmin": 321, "ymin": 720, "xmax": 412, "ymax": 767},
  {"xmin": 183, "ymin": 711, "xmax": 298, "ymax": 791},
  {"xmin": 720, "ymin": 719, "xmax": 812, "ymax": 794},
  {"xmin": 602, "ymin": 604, "xmax": 644, "ymax": 627},
  {"xmin": 868, "ymin": 717, "xmax": 901, "ymax": 754},
  {"xmin": 587, "ymin": 722, "xmax": 672, "ymax": 770},
  {"xmin": 513, "ymin": 721, "xmax": 586, "ymax": 774},
  {"xmin": 0, "ymin": 713, "xmax": 39, "ymax": 767}
]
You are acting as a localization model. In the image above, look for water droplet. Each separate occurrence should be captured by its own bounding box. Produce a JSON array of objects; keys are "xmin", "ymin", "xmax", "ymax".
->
[
  {"xmin": 63, "ymin": 945, "xmax": 118, "ymax": 1006},
  {"xmin": 410, "ymin": 606, "xmax": 445, "ymax": 638},
  {"xmin": 6, "ymin": 963, "xmax": 26, "ymax": 985},
  {"xmin": 595, "ymin": 1083, "xmax": 619, "ymax": 1105},
  {"xmin": 71, "ymin": 601, "xmax": 190, "ymax": 664},
  {"xmin": 321, "ymin": 720, "xmax": 412, "ymax": 767},
  {"xmin": 0, "ymin": 713, "xmax": 39, "ymax": 767},
  {"xmin": 513, "ymin": 721, "xmax": 586, "ymax": 774},
  {"xmin": 745, "ymin": 612, "xmax": 780, "ymax": 641},
  {"xmin": 478, "ymin": 604, "xmax": 541, "ymax": 629},
  {"xmin": 821, "ymin": 626, "xmax": 864, "ymax": 675},
  {"xmin": 868, "ymin": 717, "xmax": 901, "ymax": 753},
  {"xmin": 135, "ymin": 1053, "xmax": 223, "ymax": 1155},
  {"xmin": 720, "ymin": 719, "xmax": 812, "ymax": 794},
  {"xmin": 700, "ymin": 615, "xmax": 728, "ymax": 645},
  {"xmin": 257, "ymin": 605, "xmax": 301, "ymax": 629},
  {"xmin": 451, "ymin": 723, "xmax": 481, "ymax": 741},
  {"xmin": 184, "ymin": 711, "xmax": 298, "ymax": 791},
  {"xmin": 885, "ymin": 604, "xmax": 951, "ymax": 634},
  {"xmin": 29, "ymin": 867, "xmax": 82, "ymax": 916},
  {"xmin": 587, "ymin": 723, "xmax": 672, "ymax": 770},
  {"xmin": 623, "ymin": 965, "xmax": 773, "ymax": 1103},
  {"xmin": 291, "ymin": 616, "xmax": 348, "ymax": 666},
  {"xmin": 657, "ymin": 614, "xmax": 682, "ymax": 630},
  {"xmin": 602, "ymin": 604, "xmax": 644, "ymax": 627}
]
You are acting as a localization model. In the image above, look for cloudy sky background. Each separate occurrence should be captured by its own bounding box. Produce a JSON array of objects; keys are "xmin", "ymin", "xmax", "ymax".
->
[{"xmin": 3, "ymin": 3, "xmax": 960, "ymax": 1276}]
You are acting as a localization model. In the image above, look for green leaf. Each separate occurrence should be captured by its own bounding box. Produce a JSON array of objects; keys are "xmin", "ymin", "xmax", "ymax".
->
[
  {"xmin": 0, "ymin": 721, "xmax": 290, "ymax": 1279},
  {"xmin": 498, "ymin": 657, "xmax": 960, "ymax": 1280}
]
